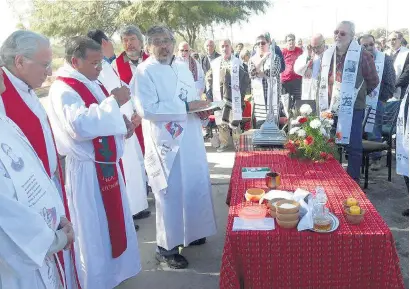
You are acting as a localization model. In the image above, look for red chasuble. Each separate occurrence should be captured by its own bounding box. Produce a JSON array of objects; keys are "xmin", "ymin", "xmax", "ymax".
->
[{"xmin": 56, "ymin": 76, "xmax": 127, "ymax": 258}]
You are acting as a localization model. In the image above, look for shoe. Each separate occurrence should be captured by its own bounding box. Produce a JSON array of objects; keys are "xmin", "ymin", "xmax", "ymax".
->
[
  {"xmin": 402, "ymin": 209, "xmax": 409, "ymax": 217},
  {"xmin": 155, "ymin": 253, "xmax": 189, "ymax": 269},
  {"xmin": 217, "ymin": 145, "xmax": 229, "ymax": 153},
  {"xmin": 189, "ymin": 237, "xmax": 206, "ymax": 246},
  {"xmin": 133, "ymin": 210, "xmax": 151, "ymax": 220},
  {"xmin": 134, "ymin": 224, "xmax": 140, "ymax": 231},
  {"xmin": 370, "ymin": 160, "xmax": 382, "ymax": 171}
]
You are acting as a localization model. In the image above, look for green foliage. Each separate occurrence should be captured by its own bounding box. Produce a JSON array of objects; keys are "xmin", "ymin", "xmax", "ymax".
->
[{"xmin": 28, "ymin": 0, "xmax": 269, "ymax": 49}]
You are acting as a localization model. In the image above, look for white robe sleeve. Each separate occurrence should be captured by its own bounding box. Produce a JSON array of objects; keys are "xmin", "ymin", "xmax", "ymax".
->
[
  {"xmin": 0, "ymin": 175, "xmax": 55, "ymax": 277},
  {"xmin": 131, "ymin": 68, "xmax": 187, "ymax": 122},
  {"xmin": 195, "ymin": 60, "xmax": 205, "ymax": 99},
  {"xmin": 99, "ymin": 61, "xmax": 122, "ymax": 94},
  {"xmin": 294, "ymin": 52, "xmax": 309, "ymax": 77},
  {"xmin": 49, "ymin": 82, "xmax": 127, "ymax": 141}
]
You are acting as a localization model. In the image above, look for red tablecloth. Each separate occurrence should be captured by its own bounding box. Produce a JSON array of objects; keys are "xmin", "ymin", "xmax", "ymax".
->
[{"xmin": 220, "ymin": 150, "xmax": 404, "ymax": 289}]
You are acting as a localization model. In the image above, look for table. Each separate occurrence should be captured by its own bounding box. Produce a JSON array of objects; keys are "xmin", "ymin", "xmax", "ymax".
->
[{"xmin": 220, "ymin": 150, "xmax": 404, "ymax": 289}]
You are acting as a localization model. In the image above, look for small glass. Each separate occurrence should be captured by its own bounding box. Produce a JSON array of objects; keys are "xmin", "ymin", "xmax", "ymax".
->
[
  {"xmin": 313, "ymin": 207, "xmax": 332, "ymax": 232},
  {"xmin": 265, "ymin": 172, "xmax": 281, "ymax": 189}
]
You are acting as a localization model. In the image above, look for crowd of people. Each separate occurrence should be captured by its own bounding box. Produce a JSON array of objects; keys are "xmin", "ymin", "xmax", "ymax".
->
[{"xmin": 0, "ymin": 19, "xmax": 408, "ymax": 289}]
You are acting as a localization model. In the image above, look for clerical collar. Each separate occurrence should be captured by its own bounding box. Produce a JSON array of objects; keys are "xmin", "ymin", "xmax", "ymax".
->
[{"xmin": 2, "ymin": 67, "xmax": 33, "ymax": 93}]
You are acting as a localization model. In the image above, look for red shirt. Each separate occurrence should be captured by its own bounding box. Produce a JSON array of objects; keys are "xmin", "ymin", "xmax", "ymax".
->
[{"xmin": 281, "ymin": 47, "xmax": 303, "ymax": 83}]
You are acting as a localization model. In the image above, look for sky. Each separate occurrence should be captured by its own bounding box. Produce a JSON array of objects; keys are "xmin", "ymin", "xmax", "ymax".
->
[{"xmin": 0, "ymin": 0, "xmax": 409, "ymax": 45}]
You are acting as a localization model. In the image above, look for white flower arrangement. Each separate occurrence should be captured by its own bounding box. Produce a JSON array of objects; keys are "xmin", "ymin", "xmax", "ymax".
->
[
  {"xmin": 299, "ymin": 104, "xmax": 313, "ymax": 116},
  {"xmin": 323, "ymin": 118, "xmax": 334, "ymax": 127},
  {"xmin": 309, "ymin": 119, "xmax": 321, "ymax": 129},
  {"xmin": 291, "ymin": 119, "xmax": 299, "ymax": 125},
  {"xmin": 297, "ymin": 129, "xmax": 306, "ymax": 138},
  {"xmin": 289, "ymin": 127, "xmax": 300, "ymax": 135}
]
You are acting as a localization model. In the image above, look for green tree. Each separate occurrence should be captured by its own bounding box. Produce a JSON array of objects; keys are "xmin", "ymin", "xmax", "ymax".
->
[
  {"xmin": 29, "ymin": 0, "xmax": 131, "ymax": 39},
  {"xmin": 119, "ymin": 0, "xmax": 270, "ymax": 49},
  {"xmin": 26, "ymin": 0, "xmax": 269, "ymax": 49}
]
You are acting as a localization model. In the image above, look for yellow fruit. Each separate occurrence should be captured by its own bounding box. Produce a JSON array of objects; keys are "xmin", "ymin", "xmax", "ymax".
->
[
  {"xmin": 346, "ymin": 197, "xmax": 358, "ymax": 207},
  {"xmin": 350, "ymin": 206, "xmax": 361, "ymax": 215}
]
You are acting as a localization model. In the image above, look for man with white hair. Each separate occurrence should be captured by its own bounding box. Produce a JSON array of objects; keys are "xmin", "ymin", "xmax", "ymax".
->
[
  {"xmin": 200, "ymin": 39, "xmax": 220, "ymax": 76},
  {"xmin": 205, "ymin": 39, "xmax": 250, "ymax": 152},
  {"xmin": 131, "ymin": 25, "xmax": 217, "ymax": 269},
  {"xmin": 87, "ymin": 29, "xmax": 150, "ymax": 229},
  {"xmin": 113, "ymin": 25, "xmax": 148, "ymax": 155},
  {"xmin": 47, "ymin": 36, "xmax": 141, "ymax": 288},
  {"xmin": 0, "ymin": 30, "xmax": 77, "ymax": 288},
  {"xmin": 318, "ymin": 21, "xmax": 379, "ymax": 183},
  {"xmin": 387, "ymin": 31, "xmax": 409, "ymax": 99},
  {"xmin": 294, "ymin": 33, "xmax": 326, "ymax": 104},
  {"xmin": 176, "ymin": 41, "xmax": 205, "ymax": 98}
]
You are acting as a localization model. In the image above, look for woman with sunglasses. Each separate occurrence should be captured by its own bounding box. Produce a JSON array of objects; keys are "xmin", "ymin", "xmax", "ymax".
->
[{"xmin": 248, "ymin": 34, "xmax": 285, "ymax": 128}]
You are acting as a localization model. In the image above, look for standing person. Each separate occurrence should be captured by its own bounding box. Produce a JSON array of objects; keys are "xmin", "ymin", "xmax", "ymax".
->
[
  {"xmin": 132, "ymin": 25, "xmax": 217, "ymax": 269},
  {"xmin": 318, "ymin": 21, "xmax": 379, "ymax": 183},
  {"xmin": 249, "ymin": 34, "xmax": 285, "ymax": 128},
  {"xmin": 294, "ymin": 33, "xmax": 326, "ymax": 104},
  {"xmin": 112, "ymin": 25, "xmax": 147, "ymax": 154},
  {"xmin": 234, "ymin": 43, "xmax": 244, "ymax": 58},
  {"xmin": 87, "ymin": 29, "xmax": 150, "ymax": 229},
  {"xmin": 379, "ymin": 36, "xmax": 387, "ymax": 52},
  {"xmin": 281, "ymin": 33, "xmax": 304, "ymax": 114},
  {"xmin": 387, "ymin": 31, "xmax": 409, "ymax": 99},
  {"xmin": 200, "ymin": 39, "xmax": 220, "ymax": 76},
  {"xmin": 358, "ymin": 34, "xmax": 396, "ymax": 171},
  {"xmin": 396, "ymin": 88, "xmax": 409, "ymax": 216},
  {"xmin": 205, "ymin": 39, "xmax": 250, "ymax": 152},
  {"xmin": 0, "ymin": 30, "xmax": 77, "ymax": 288},
  {"xmin": 176, "ymin": 41, "xmax": 205, "ymax": 98},
  {"xmin": 47, "ymin": 36, "xmax": 141, "ymax": 288}
]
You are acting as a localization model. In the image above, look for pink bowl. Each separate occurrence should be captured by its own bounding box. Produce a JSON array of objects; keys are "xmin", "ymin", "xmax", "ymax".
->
[{"xmin": 238, "ymin": 205, "xmax": 267, "ymax": 219}]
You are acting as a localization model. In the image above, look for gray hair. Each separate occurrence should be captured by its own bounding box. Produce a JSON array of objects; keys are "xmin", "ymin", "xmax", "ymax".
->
[
  {"xmin": 204, "ymin": 39, "xmax": 215, "ymax": 48},
  {"xmin": 0, "ymin": 30, "xmax": 50, "ymax": 68},
  {"xmin": 145, "ymin": 25, "xmax": 175, "ymax": 46},
  {"xmin": 64, "ymin": 36, "xmax": 101, "ymax": 64},
  {"xmin": 119, "ymin": 25, "xmax": 144, "ymax": 45},
  {"xmin": 239, "ymin": 49, "xmax": 251, "ymax": 60},
  {"xmin": 219, "ymin": 39, "xmax": 232, "ymax": 46},
  {"xmin": 338, "ymin": 21, "xmax": 355, "ymax": 36}
]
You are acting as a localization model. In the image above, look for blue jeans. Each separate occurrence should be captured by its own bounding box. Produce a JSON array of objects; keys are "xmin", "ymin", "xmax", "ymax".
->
[
  {"xmin": 333, "ymin": 109, "xmax": 365, "ymax": 182},
  {"xmin": 367, "ymin": 101, "xmax": 385, "ymax": 160}
]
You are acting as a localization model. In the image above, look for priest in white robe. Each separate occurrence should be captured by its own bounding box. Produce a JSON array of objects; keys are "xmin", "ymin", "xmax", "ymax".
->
[
  {"xmin": 131, "ymin": 25, "xmax": 217, "ymax": 269},
  {"xmin": 47, "ymin": 36, "xmax": 141, "ymax": 289},
  {"xmin": 0, "ymin": 104, "xmax": 74, "ymax": 288},
  {"xmin": 87, "ymin": 29, "xmax": 150, "ymax": 228},
  {"xmin": 0, "ymin": 30, "xmax": 77, "ymax": 289},
  {"xmin": 176, "ymin": 41, "xmax": 205, "ymax": 98}
]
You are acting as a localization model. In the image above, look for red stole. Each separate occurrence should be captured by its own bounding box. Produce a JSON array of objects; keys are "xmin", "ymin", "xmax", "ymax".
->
[
  {"xmin": 115, "ymin": 52, "xmax": 133, "ymax": 85},
  {"xmin": 56, "ymin": 76, "xmax": 127, "ymax": 258},
  {"xmin": 114, "ymin": 52, "xmax": 145, "ymax": 155},
  {"xmin": 1, "ymin": 68, "xmax": 82, "ymax": 289}
]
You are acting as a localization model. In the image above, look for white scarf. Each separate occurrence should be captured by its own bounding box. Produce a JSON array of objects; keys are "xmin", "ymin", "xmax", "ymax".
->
[
  {"xmin": 318, "ymin": 41, "xmax": 362, "ymax": 144},
  {"xmin": 211, "ymin": 56, "xmax": 242, "ymax": 123},
  {"xmin": 391, "ymin": 46, "xmax": 409, "ymax": 99},
  {"xmin": 364, "ymin": 51, "xmax": 385, "ymax": 133},
  {"xmin": 396, "ymin": 90, "xmax": 409, "ymax": 177},
  {"xmin": 0, "ymin": 114, "xmax": 66, "ymax": 289},
  {"xmin": 144, "ymin": 62, "xmax": 192, "ymax": 193}
]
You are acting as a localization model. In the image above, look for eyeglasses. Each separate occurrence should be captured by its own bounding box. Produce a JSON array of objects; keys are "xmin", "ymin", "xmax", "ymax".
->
[
  {"xmin": 334, "ymin": 30, "xmax": 347, "ymax": 37},
  {"xmin": 362, "ymin": 43, "xmax": 374, "ymax": 48},
  {"xmin": 24, "ymin": 57, "xmax": 52, "ymax": 70},
  {"xmin": 179, "ymin": 49, "xmax": 189, "ymax": 52},
  {"xmin": 256, "ymin": 41, "xmax": 266, "ymax": 46},
  {"xmin": 92, "ymin": 61, "xmax": 103, "ymax": 69},
  {"xmin": 311, "ymin": 44, "xmax": 324, "ymax": 51},
  {"xmin": 152, "ymin": 38, "xmax": 173, "ymax": 46}
]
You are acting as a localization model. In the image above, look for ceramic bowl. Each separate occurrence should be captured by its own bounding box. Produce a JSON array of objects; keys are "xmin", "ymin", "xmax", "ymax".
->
[
  {"xmin": 265, "ymin": 172, "xmax": 281, "ymax": 189},
  {"xmin": 245, "ymin": 188, "xmax": 265, "ymax": 202},
  {"xmin": 345, "ymin": 208, "xmax": 366, "ymax": 225},
  {"xmin": 276, "ymin": 211, "xmax": 299, "ymax": 222},
  {"xmin": 274, "ymin": 200, "xmax": 300, "ymax": 214},
  {"xmin": 277, "ymin": 218, "xmax": 299, "ymax": 229}
]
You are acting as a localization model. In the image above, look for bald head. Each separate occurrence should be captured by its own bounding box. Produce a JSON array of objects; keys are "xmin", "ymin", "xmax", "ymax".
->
[
  {"xmin": 310, "ymin": 33, "xmax": 325, "ymax": 55},
  {"xmin": 178, "ymin": 41, "xmax": 190, "ymax": 59}
]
